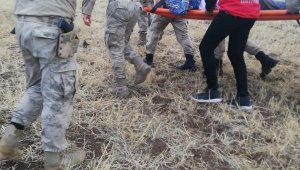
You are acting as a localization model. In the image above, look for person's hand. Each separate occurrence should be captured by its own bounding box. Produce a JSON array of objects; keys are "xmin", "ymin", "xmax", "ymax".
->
[
  {"xmin": 82, "ymin": 14, "xmax": 92, "ymax": 26},
  {"xmin": 205, "ymin": 10, "xmax": 214, "ymax": 16}
]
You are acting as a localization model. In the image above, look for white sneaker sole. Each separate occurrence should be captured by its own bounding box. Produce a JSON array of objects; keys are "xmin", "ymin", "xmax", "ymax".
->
[
  {"xmin": 240, "ymin": 106, "xmax": 253, "ymax": 111},
  {"xmin": 191, "ymin": 96, "xmax": 222, "ymax": 103},
  {"xmin": 229, "ymin": 104, "xmax": 253, "ymax": 111}
]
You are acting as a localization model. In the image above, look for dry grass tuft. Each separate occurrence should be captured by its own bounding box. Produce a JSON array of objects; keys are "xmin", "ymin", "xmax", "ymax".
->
[{"xmin": 0, "ymin": 1, "xmax": 300, "ymax": 169}]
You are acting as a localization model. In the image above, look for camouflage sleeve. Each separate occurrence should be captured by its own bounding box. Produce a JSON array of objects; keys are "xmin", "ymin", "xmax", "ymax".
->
[{"xmin": 82, "ymin": 0, "xmax": 96, "ymax": 15}]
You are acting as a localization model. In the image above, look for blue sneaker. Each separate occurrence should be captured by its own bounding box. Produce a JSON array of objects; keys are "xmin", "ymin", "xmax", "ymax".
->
[
  {"xmin": 191, "ymin": 90, "xmax": 222, "ymax": 103},
  {"xmin": 229, "ymin": 96, "xmax": 252, "ymax": 110}
]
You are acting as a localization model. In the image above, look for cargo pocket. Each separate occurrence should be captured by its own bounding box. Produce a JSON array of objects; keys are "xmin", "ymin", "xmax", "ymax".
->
[
  {"xmin": 104, "ymin": 27, "xmax": 118, "ymax": 48},
  {"xmin": 49, "ymin": 59, "xmax": 79, "ymax": 100},
  {"xmin": 32, "ymin": 26, "xmax": 60, "ymax": 59},
  {"xmin": 108, "ymin": 1, "xmax": 130, "ymax": 22}
]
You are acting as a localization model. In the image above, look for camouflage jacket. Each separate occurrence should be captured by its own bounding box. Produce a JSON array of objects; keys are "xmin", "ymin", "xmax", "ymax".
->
[{"xmin": 15, "ymin": 0, "xmax": 96, "ymax": 19}]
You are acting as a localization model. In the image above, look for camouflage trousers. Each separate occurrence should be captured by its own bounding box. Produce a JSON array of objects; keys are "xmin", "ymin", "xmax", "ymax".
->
[
  {"xmin": 216, "ymin": 39, "xmax": 262, "ymax": 59},
  {"xmin": 105, "ymin": 0, "xmax": 142, "ymax": 79},
  {"xmin": 137, "ymin": 0, "xmax": 153, "ymax": 33},
  {"xmin": 11, "ymin": 17, "xmax": 78, "ymax": 152},
  {"xmin": 146, "ymin": 15, "xmax": 194, "ymax": 55}
]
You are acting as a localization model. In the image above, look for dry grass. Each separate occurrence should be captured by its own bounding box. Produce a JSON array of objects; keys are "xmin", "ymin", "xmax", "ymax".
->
[{"xmin": 1, "ymin": 1, "xmax": 300, "ymax": 170}]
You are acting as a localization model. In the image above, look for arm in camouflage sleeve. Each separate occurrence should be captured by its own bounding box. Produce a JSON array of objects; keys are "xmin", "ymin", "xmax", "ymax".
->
[
  {"xmin": 82, "ymin": 0, "xmax": 96, "ymax": 15},
  {"xmin": 82, "ymin": 0, "xmax": 96, "ymax": 26}
]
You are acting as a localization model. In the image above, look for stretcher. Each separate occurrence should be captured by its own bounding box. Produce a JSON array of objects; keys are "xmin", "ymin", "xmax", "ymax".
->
[{"xmin": 144, "ymin": 7, "xmax": 300, "ymax": 21}]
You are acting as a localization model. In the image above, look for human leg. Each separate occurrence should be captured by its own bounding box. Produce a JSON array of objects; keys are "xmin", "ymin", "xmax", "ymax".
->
[
  {"xmin": 0, "ymin": 23, "xmax": 44, "ymax": 160},
  {"xmin": 105, "ymin": 1, "xmax": 131, "ymax": 96},
  {"xmin": 227, "ymin": 18, "xmax": 255, "ymax": 110},
  {"xmin": 124, "ymin": 2, "xmax": 151, "ymax": 84},
  {"xmin": 192, "ymin": 12, "xmax": 238, "ymax": 102},
  {"xmin": 40, "ymin": 61, "xmax": 84, "ymax": 169},
  {"xmin": 137, "ymin": 9, "xmax": 148, "ymax": 45},
  {"xmin": 171, "ymin": 19, "xmax": 196, "ymax": 71},
  {"xmin": 145, "ymin": 15, "xmax": 169, "ymax": 65}
]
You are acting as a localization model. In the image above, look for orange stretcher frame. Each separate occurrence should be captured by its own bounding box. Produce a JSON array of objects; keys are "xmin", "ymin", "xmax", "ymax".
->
[{"xmin": 144, "ymin": 7, "xmax": 300, "ymax": 21}]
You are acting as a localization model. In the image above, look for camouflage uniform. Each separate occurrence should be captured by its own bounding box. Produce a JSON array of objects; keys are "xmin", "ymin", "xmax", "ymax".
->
[
  {"xmin": 138, "ymin": 0, "xmax": 153, "ymax": 33},
  {"xmin": 105, "ymin": 0, "xmax": 143, "ymax": 79},
  {"xmin": 146, "ymin": 15, "xmax": 194, "ymax": 55},
  {"xmin": 244, "ymin": 40, "xmax": 263, "ymax": 56},
  {"xmin": 10, "ymin": 0, "xmax": 95, "ymax": 153}
]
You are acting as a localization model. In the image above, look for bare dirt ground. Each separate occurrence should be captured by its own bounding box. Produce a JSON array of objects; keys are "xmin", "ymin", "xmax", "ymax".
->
[{"xmin": 0, "ymin": 1, "xmax": 300, "ymax": 170}]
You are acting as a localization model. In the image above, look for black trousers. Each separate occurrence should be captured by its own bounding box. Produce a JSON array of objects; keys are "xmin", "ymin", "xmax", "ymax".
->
[{"xmin": 199, "ymin": 11, "xmax": 256, "ymax": 97}]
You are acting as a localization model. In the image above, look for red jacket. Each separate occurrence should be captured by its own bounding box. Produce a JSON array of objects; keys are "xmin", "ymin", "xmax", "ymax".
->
[{"xmin": 219, "ymin": 0, "xmax": 261, "ymax": 18}]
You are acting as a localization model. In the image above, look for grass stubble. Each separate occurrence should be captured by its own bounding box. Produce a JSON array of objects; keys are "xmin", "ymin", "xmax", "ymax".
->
[{"xmin": 0, "ymin": 1, "xmax": 299, "ymax": 170}]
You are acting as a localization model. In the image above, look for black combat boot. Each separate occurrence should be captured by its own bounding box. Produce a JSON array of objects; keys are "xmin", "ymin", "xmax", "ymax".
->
[
  {"xmin": 176, "ymin": 54, "xmax": 196, "ymax": 72},
  {"xmin": 255, "ymin": 51, "xmax": 279, "ymax": 78},
  {"xmin": 144, "ymin": 54, "xmax": 154, "ymax": 66}
]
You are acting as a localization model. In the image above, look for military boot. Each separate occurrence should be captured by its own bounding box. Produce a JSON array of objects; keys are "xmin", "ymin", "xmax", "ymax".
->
[
  {"xmin": 44, "ymin": 149, "xmax": 85, "ymax": 170},
  {"xmin": 176, "ymin": 54, "xmax": 197, "ymax": 72},
  {"xmin": 255, "ymin": 51, "xmax": 279, "ymax": 78},
  {"xmin": 144, "ymin": 54, "xmax": 154, "ymax": 66},
  {"xmin": 108, "ymin": 78, "xmax": 130, "ymax": 97},
  {"xmin": 132, "ymin": 57, "xmax": 151, "ymax": 84},
  {"xmin": 215, "ymin": 59, "xmax": 223, "ymax": 76},
  {"xmin": 138, "ymin": 32, "xmax": 147, "ymax": 46},
  {"xmin": 0, "ymin": 124, "xmax": 23, "ymax": 160}
]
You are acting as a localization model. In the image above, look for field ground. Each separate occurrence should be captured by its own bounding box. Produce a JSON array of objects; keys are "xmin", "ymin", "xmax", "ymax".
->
[{"xmin": 0, "ymin": 1, "xmax": 300, "ymax": 170}]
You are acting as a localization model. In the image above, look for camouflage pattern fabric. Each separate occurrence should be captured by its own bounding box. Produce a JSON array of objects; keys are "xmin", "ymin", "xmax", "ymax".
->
[
  {"xmin": 245, "ymin": 40, "xmax": 263, "ymax": 56},
  {"xmin": 11, "ymin": 19, "xmax": 78, "ymax": 152},
  {"xmin": 105, "ymin": 0, "xmax": 142, "ymax": 79},
  {"xmin": 15, "ymin": 0, "xmax": 96, "ymax": 19},
  {"xmin": 146, "ymin": 15, "xmax": 194, "ymax": 55},
  {"xmin": 138, "ymin": 0, "xmax": 153, "ymax": 33}
]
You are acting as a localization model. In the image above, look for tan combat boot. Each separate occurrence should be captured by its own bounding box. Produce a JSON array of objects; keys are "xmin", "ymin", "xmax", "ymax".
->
[
  {"xmin": 138, "ymin": 32, "xmax": 147, "ymax": 46},
  {"xmin": 108, "ymin": 78, "xmax": 130, "ymax": 97},
  {"xmin": 132, "ymin": 57, "xmax": 151, "ymax": 85},
  {"xmin": 0, "ymin": 124, "xmax": 23, "ymax": 160},
  {"xmin": 44, "ymin": 149, "xmax": 86, "ymax": 170}
]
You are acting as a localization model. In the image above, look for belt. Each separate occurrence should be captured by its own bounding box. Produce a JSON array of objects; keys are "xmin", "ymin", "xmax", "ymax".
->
[{"xmin": 17, "ymin": 15, "xmax": 72, "ymax": 26}]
